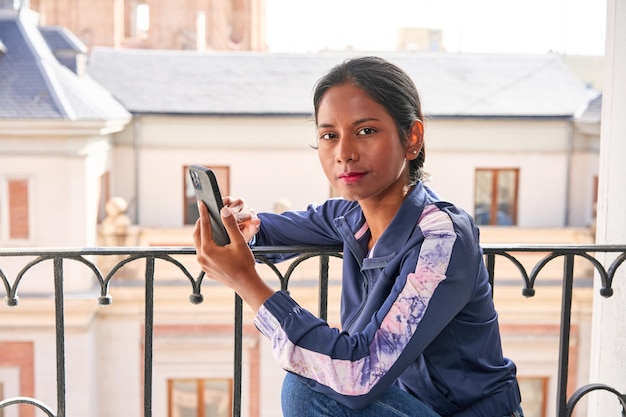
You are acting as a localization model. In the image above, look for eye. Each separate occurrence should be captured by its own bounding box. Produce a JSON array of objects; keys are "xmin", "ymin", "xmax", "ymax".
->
[
  {"xmin": 319, "ymin": 131, "xmax": 337, "ymax": 141},
  {"xmin": 357, "ymin": 127, "xmax": 376, "ymax": 136}
]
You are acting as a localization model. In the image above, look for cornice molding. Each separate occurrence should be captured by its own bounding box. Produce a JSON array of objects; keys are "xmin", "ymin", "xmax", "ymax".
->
[
  {"xmin": 0, "ymin": 118, "xmax": 131, "ymax": 138},
  {"xmin": 0, "ymin": 118, "xmax": 130, "ymax": 156}
]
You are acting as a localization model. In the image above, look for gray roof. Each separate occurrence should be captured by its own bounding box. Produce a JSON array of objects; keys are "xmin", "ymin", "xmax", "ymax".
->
[
  {"xmin": 39, "ymin": 25, "xmax": 88, "ymax": 73},
  {"xmin": 39, "ymin": 25, "xmax": 88, "ymax": 54},
  {"xmin": 576, "ymin": 93, "xmax": 602, "ymax": 123},
  {"xmin": 0, "ymin": 10, "xmax": 130, "ymax": 121},
  {"xmin": 86, "ymin": 47, "xmax": 595, "ymax": 118}
]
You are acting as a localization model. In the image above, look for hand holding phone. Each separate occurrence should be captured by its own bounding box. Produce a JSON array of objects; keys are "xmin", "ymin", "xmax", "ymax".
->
[{"xmin": 189, "ymin": 165, "xmax": 230, "ymax": 246}]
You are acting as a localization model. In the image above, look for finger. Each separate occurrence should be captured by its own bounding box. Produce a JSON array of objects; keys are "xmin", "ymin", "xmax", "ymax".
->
[
  {"xmin": 226, "ymin": 198, "xmax": 245, "ymax": 213},
  {"xmin": 220, "ymin": 206, "xmax": 245, "ymax": 244},
  {"xmin": 234, "ymin": 211, "xmax": 253, "ymax": 223},
  {"xmin": 242, "ymin": 217, "xmax": 261, "ymax": 242}
]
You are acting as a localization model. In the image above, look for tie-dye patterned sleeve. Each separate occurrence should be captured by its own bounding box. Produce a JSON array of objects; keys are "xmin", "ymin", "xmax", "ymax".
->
[{"xmin": 254, "ymin": 204, "xmax": 460, "ymax": 405}]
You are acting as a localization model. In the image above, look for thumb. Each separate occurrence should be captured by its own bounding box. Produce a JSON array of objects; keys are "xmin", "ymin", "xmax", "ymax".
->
[{"xmin": 220, "ymin": 207, "xmax": 244, "ymax": 243}]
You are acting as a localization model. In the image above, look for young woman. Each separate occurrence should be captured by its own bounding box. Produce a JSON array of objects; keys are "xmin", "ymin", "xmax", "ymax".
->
[{"xmin": 194, "ymin": 56, "xmax": 524, "ymax": 417}]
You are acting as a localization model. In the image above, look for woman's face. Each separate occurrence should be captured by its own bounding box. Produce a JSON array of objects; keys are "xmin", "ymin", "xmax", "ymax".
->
[{"xmin": 316, "ymin": 83, "xmax": 416, "ymax": 205}]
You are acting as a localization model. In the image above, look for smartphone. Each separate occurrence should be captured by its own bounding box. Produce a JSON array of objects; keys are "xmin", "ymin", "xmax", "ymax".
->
[{"xmin": 188, "ymin": 165, "xmax": 230, "ymax": 246}]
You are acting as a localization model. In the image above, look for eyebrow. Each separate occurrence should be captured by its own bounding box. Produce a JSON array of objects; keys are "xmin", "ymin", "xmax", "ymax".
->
[{"xmin": 317, "ymin": 117, "xmax": 381, "ymax": 129}]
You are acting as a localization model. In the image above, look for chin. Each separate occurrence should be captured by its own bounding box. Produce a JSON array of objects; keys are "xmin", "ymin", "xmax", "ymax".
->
[{"xmin": 336, "ymin": 191, "xmax": 362, "ymax": 202}]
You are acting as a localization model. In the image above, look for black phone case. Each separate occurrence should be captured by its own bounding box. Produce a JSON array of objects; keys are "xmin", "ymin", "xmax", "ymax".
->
[{"xmin": 189, "ymin": 165, "xmax": 230, "ymax": 246}]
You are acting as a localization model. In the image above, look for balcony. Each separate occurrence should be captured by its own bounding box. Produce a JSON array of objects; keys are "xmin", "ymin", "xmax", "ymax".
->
[{"xmin": 0, "ymin": 244, "xmax": 625, "ymax": 417}]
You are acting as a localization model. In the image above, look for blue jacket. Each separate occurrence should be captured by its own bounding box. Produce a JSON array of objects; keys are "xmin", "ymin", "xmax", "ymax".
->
[{"xmin": 253, "ymin": 183, "xmax": 521, "ymax": 416}]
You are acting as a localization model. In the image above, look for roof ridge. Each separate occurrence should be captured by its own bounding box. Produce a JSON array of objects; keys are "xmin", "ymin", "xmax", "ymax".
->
[{"xmin": 16, "ymin": 9, "xmax": 75, "ymax": 119}]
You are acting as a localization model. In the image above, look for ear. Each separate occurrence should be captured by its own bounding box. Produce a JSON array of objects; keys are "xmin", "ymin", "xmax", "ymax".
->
[{"xmin": 406, "ymin": 119, "xmax": 424, "ymax": 160}]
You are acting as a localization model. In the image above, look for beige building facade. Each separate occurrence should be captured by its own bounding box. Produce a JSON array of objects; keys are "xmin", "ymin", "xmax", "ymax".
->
[
  {"xmin": 29, "ymin": 0, "xmax": 266, "ymax": 51},
  {"xmin": 2, "ymin": 1, "xmax": 623, "ymax": 417}
]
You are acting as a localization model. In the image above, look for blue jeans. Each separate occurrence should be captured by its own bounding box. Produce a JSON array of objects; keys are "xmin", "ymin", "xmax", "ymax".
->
[
  {"xmin": 281, "ymin": 372, "xmax": 525, "ymax": 417},
  {"xmin": 281, "ymin": 372, "xmax": 441, "ymax": 417},
  {"xmin": 511, "ymin": 406, "xmax": 525, "ymax": 417}
]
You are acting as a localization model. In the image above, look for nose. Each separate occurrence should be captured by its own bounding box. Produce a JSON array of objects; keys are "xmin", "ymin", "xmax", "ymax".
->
[{"xmin": 336, "ymin": 137, "xmax": 358, "ymax": 163}]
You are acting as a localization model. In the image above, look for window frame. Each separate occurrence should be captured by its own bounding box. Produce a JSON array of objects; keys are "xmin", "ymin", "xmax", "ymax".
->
[
  {"xmin": 517, "ymin": 375, "xmax": 549, "ymax": 417},
  {"xmin": 0, "ymin": 176, "xmax": 34, "ymax": 245},
  {"xmin": 474, "ymin": 168, "xmax": 519, "ymax": 226},
  {"xmin": 167, "ymin": 377, "xmax": 233, "ymax": 417},
  {"xmin": 124, "ymin": 1, "xmax": 150, "ymax": 40}
]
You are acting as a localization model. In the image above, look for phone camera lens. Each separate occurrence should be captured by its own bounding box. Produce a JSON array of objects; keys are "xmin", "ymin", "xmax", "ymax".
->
[{"xmin": 191, "ymin": 170, "xmax": 201, "ymax": 189}]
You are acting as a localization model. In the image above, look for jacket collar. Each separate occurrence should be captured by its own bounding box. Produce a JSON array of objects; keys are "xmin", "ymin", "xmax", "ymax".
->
[{"xmin": 334, "ymin": 182, "xmax": 432, "ymax": 259}]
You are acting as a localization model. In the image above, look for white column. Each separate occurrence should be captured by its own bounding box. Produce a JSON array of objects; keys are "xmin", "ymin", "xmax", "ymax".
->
[{"xmin": 589, "ymin": 0, "xmax": 626, "ymax": 415}]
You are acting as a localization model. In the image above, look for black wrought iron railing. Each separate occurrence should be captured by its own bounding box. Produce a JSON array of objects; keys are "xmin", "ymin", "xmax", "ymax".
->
[{"xmin": 0, "ymin": 245, "xmax": 625, "ymax": 417}]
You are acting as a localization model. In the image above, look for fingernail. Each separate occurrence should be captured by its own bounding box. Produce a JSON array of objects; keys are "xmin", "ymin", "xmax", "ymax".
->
[{"xmin": 221, "ymin": 207, "xmax": 232, "ymax": 217}]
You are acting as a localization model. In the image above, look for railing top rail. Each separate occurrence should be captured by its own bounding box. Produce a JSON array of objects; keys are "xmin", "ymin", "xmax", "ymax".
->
[
  {"xmin": 481, "ymin": 243, "xmax": 626, "ymax": 252},
  {"xmin": 1, "ymin": 244, "xmax": 625, "ymax": 257},
  {"xmin": 0, "ymin": 245, "xmax": 345, "ymax": 257}
]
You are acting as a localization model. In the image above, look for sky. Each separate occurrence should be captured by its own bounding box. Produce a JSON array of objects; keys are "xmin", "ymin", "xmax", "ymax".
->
[{"xmin": 265, "ymin": 0, "xmax": 607, "ymax": 56}]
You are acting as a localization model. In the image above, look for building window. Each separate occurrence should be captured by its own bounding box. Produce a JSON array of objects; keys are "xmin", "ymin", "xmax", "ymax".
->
[
  {"xmin": 1, "ymin": 177, "xmax": 31, "ymax": 242},
  {"xmin": 474, "ymin": 168, "xmax": 518, "ymax": 226},
  {"xmin": 124, "ymin": 1, "xmax": 150, "ymax": 40},
  {"xmin": 183, "ymin": 165, "xmax": 230, "ymax": 225},
  {"xmin": 168, "ymin": 378, "xmax": 232, "ymax": 417},
  {"xmin": 518, "ymin": 376, "xmax": 548, "ymax": 417}
]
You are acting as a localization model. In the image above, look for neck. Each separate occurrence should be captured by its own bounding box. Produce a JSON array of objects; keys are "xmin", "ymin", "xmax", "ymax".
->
[{"xmin": 361, "ymin": 184, "xmax": 413, "ymax": 250}]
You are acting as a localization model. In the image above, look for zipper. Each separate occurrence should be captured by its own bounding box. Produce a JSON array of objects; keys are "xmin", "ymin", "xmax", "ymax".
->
[{"xmin": 342, "ymin": 273, "xmax": 369, "ymax": 333}]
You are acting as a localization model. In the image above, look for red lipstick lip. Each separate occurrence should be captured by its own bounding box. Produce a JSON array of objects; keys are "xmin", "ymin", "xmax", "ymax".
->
[{"xmin": 338, "ymin": 171, "xmax": 366, "ymax": 183}]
